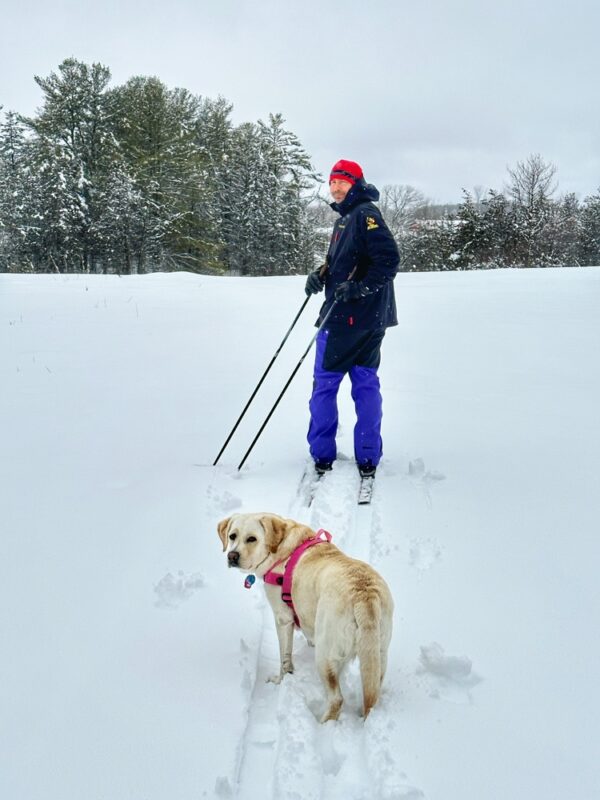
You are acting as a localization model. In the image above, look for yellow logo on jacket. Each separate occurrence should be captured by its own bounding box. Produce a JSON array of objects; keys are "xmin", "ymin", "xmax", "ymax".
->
[{"xmin": 366, "ymin": 216, "xmax": 379, "ymax": 231}]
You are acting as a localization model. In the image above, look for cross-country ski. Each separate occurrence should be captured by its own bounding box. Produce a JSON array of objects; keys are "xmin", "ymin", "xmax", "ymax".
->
[{"xmin": 358, "ymin": 475, "xmax": 375, "ymax": 505}]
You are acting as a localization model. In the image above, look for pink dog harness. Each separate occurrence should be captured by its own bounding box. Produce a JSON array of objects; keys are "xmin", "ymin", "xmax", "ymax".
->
[{"xmin": 262, "ymin": 528, "xmax": 332, "ymax": 628}]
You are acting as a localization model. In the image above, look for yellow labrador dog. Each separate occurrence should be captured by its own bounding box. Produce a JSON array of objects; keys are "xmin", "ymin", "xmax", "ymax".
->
[{"xmin": 217, "ymin": 512, "xmax": 393, "ymax": 722}]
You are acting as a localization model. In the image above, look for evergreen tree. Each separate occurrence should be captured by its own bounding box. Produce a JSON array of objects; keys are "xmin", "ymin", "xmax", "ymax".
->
[
  {"xmin": 547, "ymin": 193, "xmax": 580, "ymax": 267},
  {"xmin": 257, "ymin": 113, "xmax": 319, "ymax": 275},
  {"xmin": 110, "ymin": 76, "xmax": 217, "ymax": 272},
  {"xmin": 90, "ymin": 164, "xmax": 158, "ymax": 274},
  {"xmin": 401, "ymin": 215, "xmax": 455, "ymax": 272},
  {"xmin": 191, "ymin": 96, "xmax": 235, "ymax": 272},
  {"xmin": 479, "ymin": 190, "xmax": 517, "ymax": 267},
  {"xmin": 579, "ymin": 191, "xmax": 600, "ymax": 266},
  {"xmin": 215, "ymin": 114, "xmax": 318, "ymax": 275},
  {"xmin": 452, "ymin": 190, "xmax": 482, "ymax": 269},
  {"xmin": 0, "ymin": 112, "xmax": 33, "ymax": 270},
  {"xmin": 22, "ymin": 58, "xmax": 118, "ymax": 272}
]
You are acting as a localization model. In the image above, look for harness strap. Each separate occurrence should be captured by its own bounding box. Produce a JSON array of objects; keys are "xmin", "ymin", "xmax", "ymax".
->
[{"xmin": 263, "ymin": 529, "xmax": 332, "ymax": 627}]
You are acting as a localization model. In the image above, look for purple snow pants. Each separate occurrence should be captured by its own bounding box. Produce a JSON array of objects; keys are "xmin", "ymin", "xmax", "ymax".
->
[{"xmin": 307, "ymin": 328, "xmax": 385, "ymax": 466}]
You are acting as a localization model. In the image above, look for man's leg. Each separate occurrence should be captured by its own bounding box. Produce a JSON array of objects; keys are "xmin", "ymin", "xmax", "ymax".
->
[
  {"xmin": 307, "ymin": 330, "xmax": 344, "ymax": 465},
  {"xmin": 348, "ymin": 330, "xmax": 385, "ymax": 468},
  {"xmin": 349, "ymin": 365, "xmax": 383, "ymax": 467}
]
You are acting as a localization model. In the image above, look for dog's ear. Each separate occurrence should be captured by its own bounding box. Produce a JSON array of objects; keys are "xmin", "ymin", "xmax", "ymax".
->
[
  {"xmin": 217, "ymin": 516, "xmax": 233, "ymax": 551},
  {"xmin": 261, "ymin": 514, "xmax": 289, "ymax": 554}
]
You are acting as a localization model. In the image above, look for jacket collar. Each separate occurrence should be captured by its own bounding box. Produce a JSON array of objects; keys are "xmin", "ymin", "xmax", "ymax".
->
[{"xmin": 330, "ymin": 180, "xmax": 380, "ymax": 216}]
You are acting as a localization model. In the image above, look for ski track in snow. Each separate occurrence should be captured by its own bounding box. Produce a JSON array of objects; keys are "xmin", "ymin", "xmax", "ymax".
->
[
  {"xmin": 207, "ymin": 455, "xmax": 457, "ymax": 798},
  {"xmin": 229, "ymin": 459, "xmax": 427, "ymax": 800}
]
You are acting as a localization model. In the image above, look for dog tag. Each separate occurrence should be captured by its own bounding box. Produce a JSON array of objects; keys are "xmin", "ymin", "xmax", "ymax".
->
[{"xmin": 244, "ymin": 574, "xmax": 256, "ymax": 589}]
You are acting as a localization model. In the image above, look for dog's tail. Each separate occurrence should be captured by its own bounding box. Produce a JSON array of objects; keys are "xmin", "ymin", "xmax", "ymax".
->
[{"xmin": 355, "ymin": 596, "xmax": 382, "ymax": 719}]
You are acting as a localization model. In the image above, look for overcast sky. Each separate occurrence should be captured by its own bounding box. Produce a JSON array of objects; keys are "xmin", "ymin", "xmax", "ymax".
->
[{"xmin": 1, "ymin": 0, "xmax": 598, "ymax": 203}]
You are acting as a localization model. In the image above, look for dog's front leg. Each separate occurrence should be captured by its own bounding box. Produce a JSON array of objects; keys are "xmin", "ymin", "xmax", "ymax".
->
[{"xmin": 267, "ymin": 614, "xmax": 294, "ymax": 684}]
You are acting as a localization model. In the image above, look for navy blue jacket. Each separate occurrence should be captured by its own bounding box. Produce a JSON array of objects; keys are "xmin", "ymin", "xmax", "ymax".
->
[{"xmin": 317, "ymin": 181, "xmax": 399, "ymax": 330}]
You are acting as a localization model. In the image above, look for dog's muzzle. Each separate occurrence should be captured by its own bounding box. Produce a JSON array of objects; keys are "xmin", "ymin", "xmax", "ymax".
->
[{"xmin": 227, "ymin": 551, "xmax": 240, "ymax": 568}]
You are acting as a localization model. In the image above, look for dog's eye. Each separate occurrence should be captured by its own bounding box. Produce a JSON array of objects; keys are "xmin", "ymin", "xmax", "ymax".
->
[
  {"xmin": 246, "ymin": 536, "xmax": 257, "ymax": 543},
  {"xmin": 229, "ymin": 533, "xmax": 237, "ymax": 541}
]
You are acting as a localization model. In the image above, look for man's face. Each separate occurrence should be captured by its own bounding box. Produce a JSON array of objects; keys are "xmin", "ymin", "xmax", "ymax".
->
[{"xmin": 330, "ymin": 178, "xmax": 353, "ymax": 204}]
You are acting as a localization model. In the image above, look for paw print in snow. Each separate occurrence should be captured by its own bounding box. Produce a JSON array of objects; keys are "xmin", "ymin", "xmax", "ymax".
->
[{"xmin": 154, "ymin": 571, "xmax": 205, "ymax": 608}]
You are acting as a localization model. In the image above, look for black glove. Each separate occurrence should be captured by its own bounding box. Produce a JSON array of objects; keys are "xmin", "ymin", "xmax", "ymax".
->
[
  {"xmin": 305, "ymin": 270, "xmax": 325, "ymax": 296},
  {"xmin": 335, "ymin": 280, "xmax": 364, "ymax": 302}
]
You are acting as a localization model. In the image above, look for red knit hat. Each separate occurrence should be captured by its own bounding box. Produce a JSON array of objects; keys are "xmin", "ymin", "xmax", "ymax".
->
[{"xmin": 329, "ymin": 159, "xmax": 364, "ymax": 185}]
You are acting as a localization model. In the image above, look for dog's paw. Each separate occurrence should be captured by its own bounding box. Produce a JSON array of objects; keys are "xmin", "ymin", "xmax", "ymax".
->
[
  {"xmin": 266, "ymin": 670, "xmax": 291, "ymax": 684},
  {"xmin": 266, "ymin": 663, "xmax": 294, "ymax": 685},
  {"xmin": 320, "ymin": 701, "xmax": 342, "ymax": 724}
]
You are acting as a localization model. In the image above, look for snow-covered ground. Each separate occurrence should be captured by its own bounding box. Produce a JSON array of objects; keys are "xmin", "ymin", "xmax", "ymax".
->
[{"xmin": 1, "ymin": 267, "xmax": 599, "ymax": 800}]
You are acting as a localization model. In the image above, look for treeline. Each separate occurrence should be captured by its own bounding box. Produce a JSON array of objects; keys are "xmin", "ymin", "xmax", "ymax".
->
[
  {"xmin": 1, "ymin": 60, "xmax": 599, "ymax": 274},
  {"xmin": 0, "ymin": 58, "xmax": 319, "ymax": 275},
  {"xmin": 392, "ymin": 156, "xmax": 600, "ymax": 271}
]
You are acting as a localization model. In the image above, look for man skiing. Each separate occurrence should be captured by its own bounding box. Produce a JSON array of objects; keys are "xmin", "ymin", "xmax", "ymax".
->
[{"xmin": 305, "ymin": 159, "xmax": 399, "ymax": 480}]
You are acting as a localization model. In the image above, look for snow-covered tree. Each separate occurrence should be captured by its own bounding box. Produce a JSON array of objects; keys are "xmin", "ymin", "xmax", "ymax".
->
[
  {"xmin": 20, "ymin": 58, "xmax": 117, "ymax": 272},
  {"xmin": 0, "ymin": 112, "xmax": 30, "ymax": 270},
  {"xmin": 579, "ymin": 190, "xmax": 600, "ymax": 266},
  {"xmin": 477, "ymin": 190, "xmax": 518, "ymax": 267},
  {"xmin": 90, "ymin": 164, "xmax": 161, "ymax": 274},
  {"xmin": 215, "ymin": 114, "xmax": 318, "ymax": 276},
  {"xmin": 546, "ymin": 193, "xmax": 581, "ymax": 267},
  {"xmin": 0, "ymin": 111, "xmax": 54, "ymax": 272},
  {"xmin": 109, "ymin": 77, "xmax": 218, "ymax": 272},
  {"xmin": 506, "ymin": 154, "xmax": 557, "ymax": 267},
  {"xmin": 401, "ymin": 215, "xmax": 456, "ymax": 272},
  {"xmin": 451, "ymin": 190, "xmax": 482, "ymax": 269}
]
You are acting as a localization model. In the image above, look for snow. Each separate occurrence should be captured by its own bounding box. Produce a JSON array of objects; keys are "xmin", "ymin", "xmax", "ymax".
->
[{"xmin": 1, "ymin": 267, "xmax": 599, "ymax": 800}]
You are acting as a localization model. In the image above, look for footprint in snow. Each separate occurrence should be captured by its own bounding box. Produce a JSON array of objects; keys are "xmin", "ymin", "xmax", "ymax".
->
[
  {"xmin": 153, "ymin": 571, "xmax": 205, "ymax": 608},
  {"xmin": 214, "ymin": 776, "xmax": 233, "ymax": 797},
  {"xmin": 417, "ymin": 642, "xmax": 482, "ymax": 705},
  {"xmin": 409, "ymin": 538, "xmax": 442, "ymax": 573},
  {"xmin": 408, "ymin": 457, "xmax": 446, "ymax": 484},
  {"xmin": 205, "ymin": 486, "xmax": 242, "ymax": 514}
]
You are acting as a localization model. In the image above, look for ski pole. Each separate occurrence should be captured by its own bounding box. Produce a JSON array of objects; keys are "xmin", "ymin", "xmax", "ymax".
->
[
  {"xmin": 212, "ymin": 295, "xmax": 311, "ymax": 466},
  {"xmin": 237, "ymin": 300, "xmax": 338, "ymax": 471}
]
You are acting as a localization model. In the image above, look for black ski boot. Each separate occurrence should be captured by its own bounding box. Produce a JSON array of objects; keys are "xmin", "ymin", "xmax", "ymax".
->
[
  {"xmin": 314, "ymin": 460, "xmax": 333, "ymax": 476},
  {"xmin": 357, "ymin": 461, "xmax": 376, "ymax": 479}
]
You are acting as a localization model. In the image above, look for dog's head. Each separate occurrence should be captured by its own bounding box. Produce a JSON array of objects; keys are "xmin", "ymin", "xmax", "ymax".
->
[{"xmin": 216, "ymin": 513, "xmax": 289, "ymax": 574}]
